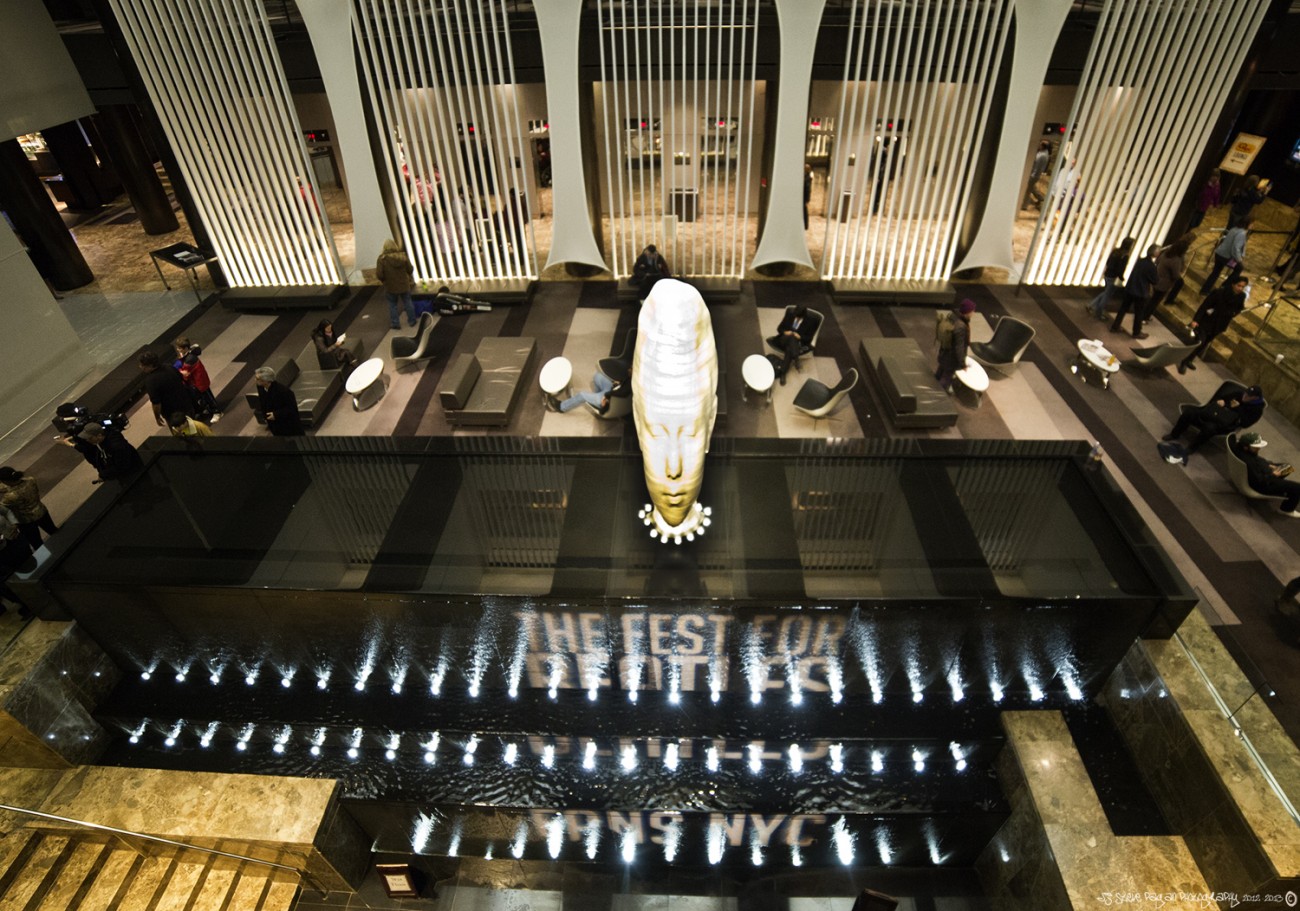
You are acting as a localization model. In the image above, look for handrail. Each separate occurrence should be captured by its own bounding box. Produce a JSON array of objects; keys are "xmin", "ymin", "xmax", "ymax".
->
[{"xmin": 0, "ymin": 803, "xmax": 325, "ymax": 894}]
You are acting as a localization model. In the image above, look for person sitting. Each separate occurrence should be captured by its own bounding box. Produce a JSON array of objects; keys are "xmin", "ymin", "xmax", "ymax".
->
[
  {"xmin": 1163, "ymin": 384, "xmax": 1265, "ymax": 453},
  {"xmin": 311, "ymin": 320, "xmax": 358, "ymax": 369},
  {"xmin": 767, "ymin": 304, "xmax": 822, "ymax": 385},
  {"xmin": 1231, "ymin": 432, "xmax": 1300, "ymax": 518},
  {"xmin": 559, "ymin": 371, "xmax": 624, "ymax": 415},
  {"xmin": 254, "ymin": 366, "xmax": 304, "ymax": 436},
  {"xmin": 58, "ymin": 424, "xmax": 143, "ymax": 482},
  {"xmin": 631, "ymin": 244, "xmax": 671, "ymax": 299}
]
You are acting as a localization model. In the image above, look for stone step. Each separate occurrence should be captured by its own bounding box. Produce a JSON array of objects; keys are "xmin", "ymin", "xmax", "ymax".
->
[
  {"xmin": 0, "ymin": 834, "xmax": 71, "ymax": 911},
  {"xmin": 35, "ymin": 839, "xmax": 109, "ymax": 911},
  {"xmin": 73, "ymin": 846, "xmax": 140, "ymax": 911}
]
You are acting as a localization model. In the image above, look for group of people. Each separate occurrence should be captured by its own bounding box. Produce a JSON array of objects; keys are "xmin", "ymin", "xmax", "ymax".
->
[{"xmin": 1087, "ymin": 179, "xmax": 1263, "ymax": 374}]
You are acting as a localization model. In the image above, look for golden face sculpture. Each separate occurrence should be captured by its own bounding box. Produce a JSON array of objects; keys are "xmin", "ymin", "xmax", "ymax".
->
[{"xmin": 631, "ymin": 280, "xmax": 719, "ymax": 529}]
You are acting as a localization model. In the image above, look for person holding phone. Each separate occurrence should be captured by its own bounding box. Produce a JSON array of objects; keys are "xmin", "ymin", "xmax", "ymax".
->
[{"xmin": 311, "ymin": 320, "xmax": 357, "ymax": 370}]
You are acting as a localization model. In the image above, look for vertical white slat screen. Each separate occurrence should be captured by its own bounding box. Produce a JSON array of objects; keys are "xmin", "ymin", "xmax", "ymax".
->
[
  {"xmin": 1023, "ymin": 0, "xmax": 1270, "ymax": 286},
  {"xmin": 595, "ymin": 0, "xmax": 762, "ymax": 279},
  {"xmin": 354, "ymin": 0, "xmax": 536, "ymax": 284},
  {"xmin": 823, "ymin": 0, "xmax": 1011, "ymax": 281},
  {"xmin": 108, "ymin": 0, "xmax": 342, "ymax": 287}
]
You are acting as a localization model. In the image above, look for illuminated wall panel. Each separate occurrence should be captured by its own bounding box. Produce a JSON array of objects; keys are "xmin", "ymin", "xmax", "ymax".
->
[
  {"xmin": 108, "ymin": 0, "xmax": 342, "ymax": 287},
  {"xmin": 594, "ymin": 0, "xmax": 763, "ymax": 279},
  {"xmin": 1023, "ymin": 0, "xmax": 1270, "ymax": 286},
  {"xmin": 354, "ymin": 0, "xmax": 537, "ymax": 283},
  {"xmin": 823, "ymin": 0, "xmax": 1011, "ymax": 281}
]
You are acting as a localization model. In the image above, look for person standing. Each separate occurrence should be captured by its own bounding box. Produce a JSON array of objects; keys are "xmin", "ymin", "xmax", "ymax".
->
[
  {"xmin": 803, "ymin": 163, "xmax": 814, "ymax": 228},
  {"xmin": 1087, "ymin": 238, "xmax": 1134, "ymax": 321},
  {"xmin": 254, "ymin": 366, "xmax": 305, "ymax": 436},
  {"xmin": 1022, "ymin": 140, "xmax": 1051, "ymax": 209},
  {"xmin": 0, "ymin": 506, "xmax": 34, "ymax": 618},
  {"xmin": 58, "ymin": 424, "xmax": 143, "ymax": 482},
  {"xmin": 1199, "ymin": 217, "xmax": 1252, "ymax": 294},
  {"xmin": 935, "ymin": 298, "xmax": 975, "ymax": 393},
  {"xmin": 1226, "ymin": 174, "xmax": 1268, "ymax": 229},
  {"xmin": 1148, "ymin": 234, "xmax": 1192, "ymax": 313},
  {"xmin": 1111, "ymin": 244, "xmax": 1160, "ymax": 338},
  {"xmin": 138, "ymin": 350, "xmax": 194, "ymax": 428},
  {"xmin": 1180, "ymin": 275, "xmax": 1249, "ymax": 374},
  {"xmin": 173, "ymin": 337, "xmax": 219, "ymax": 422},
  {"xmin": 376, "ymin": 239, "xmax": 416, "ymax": 330},
  {"xmin": 1188, "ymin": 169, "xmax": 1220, "ymax": 230},
  {"xmin": 0, "ymin": 467, "xmax": 58, "ymax": 550}
]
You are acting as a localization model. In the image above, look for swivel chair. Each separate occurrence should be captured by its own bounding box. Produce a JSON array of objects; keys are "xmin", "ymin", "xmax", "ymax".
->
[
  {"xmin": 793, "ymin": 367, "xmax": 858, "ymax": 419},
  {"xmin": 391, "ymin": 312, "xmax": 436, "ymax": 370},
  {"xmin": 969, "ymin": 315, "xmax": 1035, "ymax": 375}
]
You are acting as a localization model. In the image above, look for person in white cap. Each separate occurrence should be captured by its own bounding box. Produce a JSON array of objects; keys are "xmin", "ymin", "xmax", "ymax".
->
[{"xmin": 1231, "ymin": 432, "xmax": 1300, "ymax": 516}]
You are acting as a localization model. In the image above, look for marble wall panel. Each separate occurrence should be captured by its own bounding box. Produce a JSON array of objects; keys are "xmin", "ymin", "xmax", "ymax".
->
[{"xmin": 1103, "ymin": 630, "xmax": 1300, "ymax": 901}]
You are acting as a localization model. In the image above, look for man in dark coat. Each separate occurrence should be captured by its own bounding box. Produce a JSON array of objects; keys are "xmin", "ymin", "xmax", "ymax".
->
[
  {"xmin": 1231, "ymin": 432, "xmax": 1300, "ymax": 517},
  {"xmin": 1163, "ymin": 384, "xmax": 1265, "ymax": 453},
  {"xmin": 254, "ymin": 367, "xmax": 304, "ymax": 436},
  {"xmin": 138, "ymin": 350, "xmax": 194, "ymax": 428},
  {"xmin": 767, "ymin": 303, "xmax": 822, "ymax": 384},
  {"xmin": 935, "ymin": 298, "xmax": 975, "ymax": 392},
  {"xmin": 59, "ymin": 424, "xmax": 144, "ymax": 482},
  {"xmin": 1110, "ymin": 244, "xmax": 1159, "ymax": 338},
  {"xmin": 1180, "ymin": 276, "xmax": 1249, "ymax": 374}
]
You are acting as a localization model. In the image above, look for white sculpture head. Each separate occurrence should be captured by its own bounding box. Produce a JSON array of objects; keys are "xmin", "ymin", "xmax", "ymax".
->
[{"xmin": 632, "ymin": 280, "xmax": 718, "ymax": 530}]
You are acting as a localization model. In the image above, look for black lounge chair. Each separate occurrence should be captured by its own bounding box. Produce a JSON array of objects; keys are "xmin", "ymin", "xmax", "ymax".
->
[
  {"xmin": 793, "ymin": 367, "xmax": 859, "ymax": 419},
  {"xmin": 969, "ymin": 315, "xmax": 1035, "ymax": 375}
]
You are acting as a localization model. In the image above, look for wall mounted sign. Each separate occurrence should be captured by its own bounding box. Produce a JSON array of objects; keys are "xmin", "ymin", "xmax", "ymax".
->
[{"xmin": 1220, "ymin": 132, "xmax": 1266, "ymax": 175}]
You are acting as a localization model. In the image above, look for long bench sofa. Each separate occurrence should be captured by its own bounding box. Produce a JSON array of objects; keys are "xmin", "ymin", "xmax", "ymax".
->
[
  {"xmin": 438, "ymin": 336, "xmax": 537, "ymax": 427},
  {"xmin": 860, "ymin": 337, "xmax": 958, "ymax": 429}
]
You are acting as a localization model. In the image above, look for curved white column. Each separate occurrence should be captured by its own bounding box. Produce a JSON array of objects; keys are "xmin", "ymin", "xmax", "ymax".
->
[
  {"xmin": 536, "ymin": 0, "xmax": 608, "ymax": 273},
  {"xmin": 297, "ymin": 0, "xmax": 390, "ymax": 281},
  {"xmin": 953, "ymin": 0, "xmax": 1076, "ymax": 276},
  {"xmin": 750, "ymin": 0, "xmax": 827, "ymax": 272}
]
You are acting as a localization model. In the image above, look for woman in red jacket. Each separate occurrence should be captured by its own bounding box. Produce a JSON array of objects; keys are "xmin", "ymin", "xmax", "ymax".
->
[{"xmin": 173, "ymin": 337, "xmax": 220, "ymax": 422}]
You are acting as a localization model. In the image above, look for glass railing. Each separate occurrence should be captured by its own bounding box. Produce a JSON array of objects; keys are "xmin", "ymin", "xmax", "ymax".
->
[{"xmin": 1169, "ymin": 618, "xmax": 1300, "ymax": 831}]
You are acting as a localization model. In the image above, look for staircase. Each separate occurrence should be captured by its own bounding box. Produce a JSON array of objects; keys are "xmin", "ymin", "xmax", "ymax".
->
[{"xmin": 0, "ymin": 831, "xmax": 300, "ymax": 911}]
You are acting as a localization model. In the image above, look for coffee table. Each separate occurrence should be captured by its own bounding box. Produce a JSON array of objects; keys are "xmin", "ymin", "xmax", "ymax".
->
[
  {"xmin": 539, "ymin": 356, "xmax": 573, "ymax": 411},
  {"xmin": 741, "ymin": 354, "xmax": 776, "ymax": 404},
  {"xmin": 953, "ymin": 356, "xmax": 990, "ymax": 407},
  {"xmin": 1073, "ymin": 339, "xmax": 1120, "ymax": 389},
  {"xmin": 346, "ymin": 357, "xmax": 387, "ymax": 411}
]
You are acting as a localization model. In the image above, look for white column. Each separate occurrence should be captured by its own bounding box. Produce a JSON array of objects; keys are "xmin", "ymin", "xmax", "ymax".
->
[
  {"xmin": 297, "ymin": 0, "xmax": 390, "ymax": 281},
  {"xmin": 536, "ymin": 0, "xmax": 607, "ymax": 273},
  {"xmin": 0, "ymin": 224, "xmax": 88, "ymax": 450},
  {"xmin": 953, "ymin": 0, "xmax": 1073, "ymax": 276},
  {"xmin": 750, "ymin": 0, "xmax": 827, "ymax": 272}
]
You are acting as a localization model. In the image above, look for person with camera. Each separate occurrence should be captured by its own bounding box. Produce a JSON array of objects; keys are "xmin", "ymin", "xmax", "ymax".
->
[{"xmin": 57, "ymin": 424, "xmax": 143, "ymax": 483}]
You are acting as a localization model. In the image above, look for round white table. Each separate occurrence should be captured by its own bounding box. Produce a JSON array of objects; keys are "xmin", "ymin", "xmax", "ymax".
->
[
  {"xmin": 1073, "ymin": 339, "xmax": 1121, "ymax": 389},
  {"xmin": 345, "ymin": 357, "xmax": 387, "ymax": 411},
  {"xmin": 953, "ymin": 356, "xmax": 989, "ymax": 406},
  {"xmin": 742, "ymin": 353, "xmax": 776, "ymax": 404},
  {"xmin": 539, "ymin": 356, "xmax": 573, "ymax": 411}
]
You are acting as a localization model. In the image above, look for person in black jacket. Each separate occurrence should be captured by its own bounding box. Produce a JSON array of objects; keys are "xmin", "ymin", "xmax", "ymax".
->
[
  {"xmin": 254, "ymin": 367, "xmax": 305, "ymax": 436},
  {"xmin": 1163, "ymin": 384, "xmax": 1265, "ymax": 453},
  {"xmin": 1179, "ymin": 276, "xmax": 1249, "ymax": 374},
  {"xmin": 1111, "ymin": 244, "xmax": 1160, "ymax": 337},
  {"xmin": 631, "ymin": 245, "xmax": 671, "ymax": 299},
  {"xmin": 59, "ymin": 424, "xmax": 143, "ymax": 482},
  {"xmin": 1087, "ymin": 237, "xmax": 1134, "ymax": 321},
  {"xmin": 1231, "ymin": 432, "xmax": 1300, "ymax": 517},
  {"xmin": 138, "ymin": 350, "xmax": 194, "ymax": 428}
]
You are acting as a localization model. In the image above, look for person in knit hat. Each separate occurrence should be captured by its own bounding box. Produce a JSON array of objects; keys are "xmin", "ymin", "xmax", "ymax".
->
[{"xmin": 936, "ymin": 298, "xmax": 976, "ymax": 392}]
